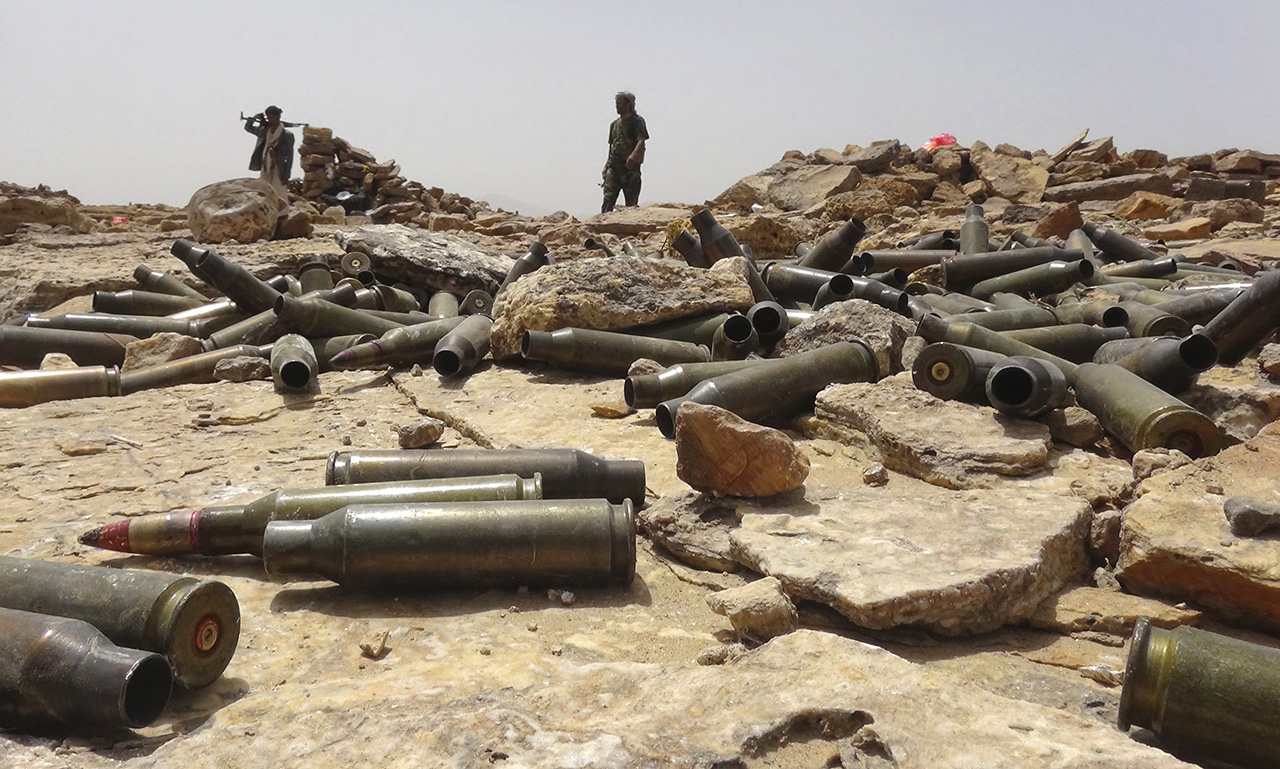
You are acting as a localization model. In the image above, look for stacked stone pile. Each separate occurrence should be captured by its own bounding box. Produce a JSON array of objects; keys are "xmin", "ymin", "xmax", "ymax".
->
[{"xmin": 296, "ymin": 125, "xmax": 489, "ymax": 228}]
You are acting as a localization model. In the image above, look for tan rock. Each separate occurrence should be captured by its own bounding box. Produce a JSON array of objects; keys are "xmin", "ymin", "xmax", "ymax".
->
[
  {"xmin": 1131, "ymin": 448, "xmax": 1193, "ymax": 481},
  {"xmin": 1048, "ymin": 160, "xmax": 1109, "ymax": 186},
  {"xmin": 335, "ymin": 224, "xmax": 513, "ymax": 296},
  {"xmin": 705, "ymin": 576, "xmax": 799, "ymax": 642},
  {"xmin": 1123, "ymin": 149, "xmax": 1170, "ymax": 169},
  {"xmin": 716, "ymin": 214, "xmax": 813, "ymax": 260},
  {"xmin": 969, "ymin": 140, "xmax": 1050, "ymax": 204},
  {"xmin": 1114, "ymin": 191, "xmax": 1185, "ymax": 221},
  {"xmin": 1031, "ymin": 201, "xmax": 1084, "ymax": 239},
  {"xmin": 121, "ymin": 332, "xmax": 204, "ymax": 371},
  {"xmin": 1181, "ymin": 365, "xmax": 1280, "ymax": 444},
  {"xmin": 1214, "ymin": 150, "xmax": 1264, "ymax": 174},
  {"xmin": 810, "ymin": 375, "xmax": 1053, "ymax": 489},
  {"xmin": 1043, "ymin": 173, "xmax": 1176, "ymax": 203},
  {"xmin": 1117, "ymin": 423, "xmax": 1280, "ymax": 632},
  {"xmin": 321, "ymin": 205, "xmax": 346, "ymax": 224},
  {"xmin": 772, "ymin": 298, "xmax": 915, "ymax": 377},
  {"xmin": 1260, "ymin": 343, "xmax": 1280, "ymax": 377},
  {"xmin": 675, "ymin": 402, "xmax": 810, "ymax": 496},
  {"xmin": 961, "ymin": 179, "xmax": 988, "ymax": 201},
  {"xmin": 1142, "ymin": 217, "xmax": 1213, "ymax": 240},
  {"xmin": 712, "ymin": 177, "xmax": 768, "ymax": 212},
  {"xmin": 274, "ymin": 204, "xmax": 314, "ymax": 240},
  {"xmin": 212, "ymin": 355, "xmax": 271, "ymax": 381},
  {"xmin": 929, "ymin": 147, "xmax": 963, "ymax": 183},
  {"xmin": 489, "ymin": 256, "xmax": 753, "ymax": 359},
  {"xmin": 843, "ymin": 140, "xmax": 901, "ymax": 174},
  {"xmin": 821, "ymin": 188, "xmax": 894, "ymax": 220},
  {"xmin": 0, "ymin": 194, "xmax": 94, "ymax": 236},
  {"xmin": 186, "ymin": 177, "xmax": 283, "ymax": 244},
  {"xmin": 38, "ymin": 352, "xmax": 79, "ymax": 370},
  {"xmin": 396, "ymin": 418, "xmax": 445, "ymax": 448},
  {"xmin": 929, "ymin": 180, "xmax": 971, "ymax": 209},
  {"xmin": 585, "ymin": 204, "xmax": 692, "ymax": 237},
  {"xmin": 1029, "ymin": 586, "xmax": 1202, "ymax": 636},
  {"xmin": 1043, "ymin": 406, "xmax": 1103, "ymax": 448},
  {"xmin": 766, "ymin": 165, "xmax": 862, "ymax": 211},
  {"xmin": 1190, "ymin": 198, "xmax": 1265, "ymax": 230},
  {"xmin": 638, "ymin": 491, "xmax": 741, "ymax": 572},
  {"xmin": 1067, "ymin": 136, "xmax": 1115, "ymax": 163},
  {"xmin": 1048, "ymin": 128, "xmax": 1091, "ymax": 166}
]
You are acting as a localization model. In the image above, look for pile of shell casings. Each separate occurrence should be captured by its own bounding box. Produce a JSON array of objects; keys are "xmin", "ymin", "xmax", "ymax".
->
[{"xmin": 0, "ymin": 238, "xmax": 499, "ymax": 406}]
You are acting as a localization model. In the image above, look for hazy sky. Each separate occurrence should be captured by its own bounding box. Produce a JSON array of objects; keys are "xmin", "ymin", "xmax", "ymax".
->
[{"xmin": 3, "ymin": 1, "xmax": 1277, "ymax": 219}]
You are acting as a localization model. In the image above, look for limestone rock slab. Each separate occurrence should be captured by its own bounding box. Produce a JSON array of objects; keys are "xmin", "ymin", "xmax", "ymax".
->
[
  {"xmin": 1142, "ymin": 217, "xmax": 1213, "ymax": 240},
  {"xmin": 583, "ymin": 205, "xmax": 692, "ymax": 237},
  {"xmin": 1029, "ymin": 586, "xmax": 1202, "ymax": 636},
  {"xmin": 1043, "ymin": 173, "xmax": 1175, "ymax": 203},
  {"xmin": 0, "ymin": 194, "xmax": 94, "ymax": 236},
  {"xmin": 637, "ymin": 491, "xmax": 741, "ymax": 572},
  {"xmin": 1117, "ymin": 423, "xmax": 1280, "ymax": 632},
  {"xmin": 812, "ymin": 376, "xmax": 1053, "ymax": 489},
  {"xmin": 772, "ymin": 298, "xmax": 915, "ymax": 377},
  {"xmin": 1181, "ymin": 365, "xmax": 1280, "ymax": 444},
  {"xmin": 728, "ymin": 479, "xmax": 1091, "ymax": 634},
  {"xmin": 335, "ymin": 224, "xmax": 513, "ymax": 296},
  {"xmin": 186, "ymin": 178, "xmax": 282, "ymax": 244},
  {"xmin": 767, "ymin": 165, "xmax": 862, "ymax": 211},
  {"xmin": 675, "ymin": 402, "xmax": 810, "ymax": 497},
  {"xmin": 970, "ymin": 141, "xmax": 1050, "ymax": 204},
  {"xmin": 488, "ymin": 256, "xmax": 753, "ymax": 358}
]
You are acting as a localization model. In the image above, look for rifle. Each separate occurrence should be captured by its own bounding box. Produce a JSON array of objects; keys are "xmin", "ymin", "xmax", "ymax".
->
[{"xmin": 241, "ymin": 112, "xmax": 306, "ymax": 128}]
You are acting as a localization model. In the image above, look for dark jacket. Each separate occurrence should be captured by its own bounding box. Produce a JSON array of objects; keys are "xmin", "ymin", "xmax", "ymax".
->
[{"xmin": 245, "ymin": 120, "xmax": 295, "ymax": 180}]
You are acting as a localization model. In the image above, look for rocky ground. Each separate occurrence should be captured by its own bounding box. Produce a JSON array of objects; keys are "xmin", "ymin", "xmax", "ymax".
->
[{"xmin": 2, "ymin": 131, "xmax": 1280, "ymax": 768}]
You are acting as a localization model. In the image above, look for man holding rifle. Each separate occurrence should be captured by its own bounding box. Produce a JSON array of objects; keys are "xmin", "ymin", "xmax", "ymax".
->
[{"xmin": 243, "ymin": 105, "xmax": 297, "ymax": 194}]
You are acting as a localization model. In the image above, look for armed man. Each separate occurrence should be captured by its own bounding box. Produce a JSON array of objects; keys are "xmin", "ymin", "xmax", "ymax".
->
[
  {"xmin": 243, "ymin": 105, "xmax": 298, "ymax": 194},
  {"xmin": 600, "ymin": 91, "xmax": 648, "ymax": 213}
]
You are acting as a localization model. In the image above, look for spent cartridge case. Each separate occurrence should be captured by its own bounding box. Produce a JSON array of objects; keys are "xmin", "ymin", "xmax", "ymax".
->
[
  {"xmin": 670, "ymin": 230, "xmax": 709, "ymax": 268},
  {"xmin": 1198, "ymin": 270, "xmax": 1280, "ymax": 366},
  {"xmin": 985, "ymin": 292, "xmax": 1037, "ymax": 310},
  {"xmin": 1049, "ymin": 300, "xmax": 1129, "ymax": 328},
  {"xmin": 497, "ymin": 241, "xmax": 553, "ymax": 294},
  {"xmin": 746, "ymin": 301, "xmax": 789, "ymax": 347},
  {"xmin": 433, "ymin": 313, "xmax": 492, "ymax": 377},
  {"xmin": 522, "ymin": 327, "xmax": 710, "ymax": 375},
  {"xmin": 984, "ymin": 355, "xmax": 1070, "ymax": 418},
  {"xmin": 1001, "ymin": 324, "xmax": 1129, "ymax": 363},
  {"xmin": 339, "ymin": 251, "xmax": 372, "ymax": 277},
  {"xmin": 956, "ymin": 307, "xmax": 1057, "ymax": 331},
  {"xmin": 864, "ymin": 268, "xmax": 909, "ymax": 289},
  {"xmin": 82, "ymin": 474, "xmax": 543, "ymax": 559},
  {"xmin": 1072, "ymin": 362, "xmax": 1221, "ymax": 457},
  {"xmin": 262, "ymin": 499, "xmax": 636, "ymax": 589},
  {"xmin": 1100, "ymin": 334, "xmax": 1218, "ymax": 394},
  {"xmin": 959, "ymin": 204, "xmax": 993, "ymax": 255},
  {"xmin": 328, "ymin": 316, "xmax": 467, "ymax": 370},
  {"xmin": 629, "ymin": 313, "xmax": 733, "ymax": 348},
  {"xmin": 133, "ymin": 265, "xmax": 207, "ymax": 299},
  {"xmin": 270, "ymin": 333, "xmax": 318, "ymax": 391},
  {"xmin": 620, "ymin": 241, "xmax": 646, "ymax": 259},
  {"xmin": 274, "ymin": 294, "xmax": 403, "ymax": 337},
  {"xmin": 911, "ymin": 342, "xmax": 1007, "ymax": 403},
  {"xmin": 327, "ymin": 448, "xmax": 645, "ymax": 505},
  {"xmin": 709, "ymin": 315, "xmax": 760, "ymax": 360},
  {"xmin": 691, "ymin": 209, "xmax": 747, "ymax": 264},
  {"xmin": 916, "ymin": 314, "xmax": 1078, "ymax": 381},
  {"xmin": 942, "ymin": 247, "xmax": 1082, "ymax": 289},
  {"xmin": 859, "ymin": 249, "xmax": 955, "ymax": 274},
  {"xmin": 583, "ymin": 238, "xmax": 616, "ymax": 258},
  {"xmin": 1150, "ymin": 288, "xmax": 1244, "ymax": 325},
  {"xmin": 298, "ymin": 257, "xmax": 335, "ymax": 294},
  {"xmin": 762, "ymin": 262, "xmax": 842, "ymax": 304},
  {"xmin": 361, "ymin": 308, "xmax": 437, "ymax": 325},
  {"xmin": 655, "ymin": 341, "xmax": 880, "ymax": 438},
  {"xmin": 0, "ymin": 365, "xmax": 120, "ymax": 408},
  {"xmin": 25, "ymin": 312, "xmax": 228, "ymax": 339},
  {"xmin": 1118, "ymin": 301, "xmax": 1192, "ymax": 338},
  {"xmin": 1100, "ymin": 257, "xmax": 1179, "ymax": 278},
  {"xmin": 310, "ymin": 334, "xmax": 376, "ymax": 371},
  {"xmin": 201, "ymin": 308, "xmax": 289, "ymax": 351},
  {"xmin": 119, "ymin": 345, "xmax": 263, "ymax": 395},
  {"xmin": 968, "ymin": 259, "xmax": 1095, "ymax": 300},
  {"xmin": 427, "ymin": 291, "xmax": 460, "ymax": 318},
  {"xmin": 0, "ymin": 607, "xmax": 172, "ymax": 729},
  {"xmin": 167, "ymin": 297, "xmax": 242, "ymax": 322},
  {"xmin": 796, "ymin": 218, "xmax": 867, "ymax": 272},
  {"xmin": 741, "ymin": 258, "xmax": 777, "ymax": 304},
  {"xmin": 1081, "ymin": 222, "xmax": 1161, "ymax": 264},
  {"xmin": 1118, "ymin": 617, "xmax": 1280, "ymax": 769},
  {"xmin": 812, "ymin": 275, "xmax": 857, "ymax": 309},
  {"xmin": 916, "ymin": 293, "xmax": 996, "ymax": 316},
  {"xmin": 784, "ymin": 308, "xmax": 816, "ymax": 328},
  {"xmin": 0, "ymin": 325, "xmax": 136, "ymax": 367},
  {"xmin": 0, "ymin": 557, "xmax": 239, "ymax": 689},
  {"xmin": 372, "ymin": 284, "xmax": 421, "ymax": 313},
  {"xmin": 93, "ymin": 290, "xmax": 205, "ymax": 316},
  {"xmin": 905, "ymin": 230, "xmax": 958, "ymax": 251},
  {"xmin": 171, "ymin": 239, "xmax": 281, "ymax": 314},
  {"xmin": 625, "ymin": 359, "xmax": 765, "ymax": 409},
  {"xmin": 1010, "ymin": 232, "xmax": 1056, "ymax": 249},
  {"xmin": 1063, "ymin": 228, "xmax": 1099, "ymax": 266},
  {"xmin": 461, "ymin": 289, "xmax": 494, "ymax": 316}
]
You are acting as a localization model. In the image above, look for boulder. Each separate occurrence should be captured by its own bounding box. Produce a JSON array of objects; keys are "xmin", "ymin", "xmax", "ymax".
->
[
  {"xmin": 335, "ymin": 224, "xmax": 513, "ymax": 296},
  {"xmin": 1117, "ymin": 423, "xmax": 1280, "ymax": 632},
  {"xmin": 1189, "ymin": 198, "xmax": 1265, "ymax": 230},
  {"xmin": 969, "ymin": 141, "xmax": 1050, "ymax": 203},
  {"xmin": 0, "ymin": 194, "xmax": 94, "ymax": 236},
  {"xmin": 1042, "ymin": 406, "xmax": 1104, "ymax": 448},
  {"xmin": 212, "ymin": 355, "xmax": 271, "ymax": 382},
  {"xmin": 1030, "ymin": 201, "xmax": 1084, "ymax": 239},
  {"xmin": 121, "ymin": 333, "xmax": 204, "ymax": 371},
  {"xmin": 772, "ymin": 299, "xmax": 915, "ymax": 377},
  {"xmin": 712, "ymin": 177, "xmax": 769, "ymax": 212},
  {"xmin": 1181, "ymin": 365, "xmax": 1280, "ymax": 444},
  {"xmin": 274, "ymin": 204, "xmax": 315, "ymax": 240},
  {"xmin": 1131, "ymin": 448, "xmax": 1193, "ymax": 481},
  {"xmin": 675, "ymin": 403, "xmax": 810, "ymax": 497},
  {"xmin": 820, "ymin": 188, "xmax": 894, "ymax": 220},
  {"xmin": 1114, "ymin": 191, "xmax": 1185, "ymax": 221},
  {"xmin": 489, "ymin": 256, "xmax": 753, "ymax": 359},
  {"xmin": 716, "ymin": 215, "xmax": 814, "ymax": 260},
  {"xmin": 1123, "ymin": 149, "xmax": 1170, "ymax": 169},
  {"xmin": 843, "ymin": 140, "xmax": 901, "ymax": 174},
  {"xmin": 809, "ymin": 375, "xmax": 1053, "ymax": 489},
  {"xmin": 585, "ymin": 205, "xmax": 692, "ymax": 237},
  {"xmin": 705, "ymin": 577, "xmax": 799, "ymax": 642},
  {"xmin": 1043, "ymin": 173, "xmax": 1176, "ymax": 203},
  {"xmin": 186, "ymin": 178, "xmax": 283, "ymax": 244},
  {"xmin": 766, "ymin": 165, "xmax": 862, "ymax": 211}
]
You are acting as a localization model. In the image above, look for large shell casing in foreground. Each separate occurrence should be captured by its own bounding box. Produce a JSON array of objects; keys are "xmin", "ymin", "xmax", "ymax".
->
[
  {"xmin": 1119, "ymin": 617, "xmax": 1280, "ymax": 769},
  {"xmin": 911, "ymin": 342, "xmax": 1006, "ymax": 403},
  {"xmin": 746, "ymin": 301, "xmax": 789, "ymax": 347},
  {"xmin": 1072, "ymin": 362, "xmax": 1221, "ymax": 458},
  {"xmin": 201, "ymin": 308, "xmax": 289, "ymax": 351},
  {"xmin": 0, "ymin": 365, "xmax": 120, "ymax": 408},
  {"xmin": 625, "ymin": 360, "xmax": 766, "ymax": 409},
  {"xmin": 1150, "ymin": 288, "xmax": 1245, "ymax": 326},
  {"xmin": 796, "ymin": 217, "xmax": 866, "ymax": 272},
  {"xmin": 427, "ymin": 291, "xmax": 460, "ymax": 318},
  {"xmin": 119, "ymin": 345, "xmax": 264, "ymax": 395},
  {"xmin": 859, "ymin": 249, "xmax": 954, "ymax": 274},
  {"xmin": 1118, "ymin": 301, "xmax": 1192, "ymax": 338},
  {"xmin": 433, "ymin": 313, "xmax": 492, "ymax": 377},
  {"xmin": 0, "ymin": 325, "xmax": 136, "ymax": 368},
  {"xmin": 270, "ymin": 333, "xmax": 319, "ymax": 391},
  {"xmin": 461, "ymin": 289, "xmax": 494, "ymax": 316},
  {"xmin": 24, "ymin": 313, "xmax": 224, "ymax": 339},
  {"xmin": 1082, "ymin": 222, "xmax": 1161, "ymax": 264},
  {"xmin": 955, "ymin": 307, "xmax": 1058, "ymax": 331},
  {"xmin": 691, "ymin": 209, "xmax": 746, "ymax": 264},
  {"xmin": 133, "ymin": 265, "xmax": 207, "ymax": 299},
  {"xmin": 93, "ymin": 290, "xmax": 206, "ymax": 316},
  {"xmin": 1098, "ymin": 334, "xmax": 1218, "ymax": 394},
  {"xmin": 655, "ymin": 341, "xmax": 880, "ymax": 438},
  {"xmin": 326, "ymin": 448, "xmax": 645, "ymax": 505},
  {"xmin": 1048, "ymin": 300, "xmax": 1129, "ymax": 328},
  {"xmin": 629, "ymin": 313, "xmax": 732, "ymax": 348},
  {"xmin": 522, "ymin": 327, "xmax": 709, "ymax": 375},
  {"xmin": 942, "ymin": 246, "xmax": 1081, "ymax": 289},
  {"xmin": 262, "ymin": 499, "xmax": 636, "ymax": 589},
  {"xmin": 171, "ymin": 239, "xmax": 282, "ymax": 314},
  {"xmin": 1198, "ymin": 270, "xmax": 1280, "ymax": 366},
  {"xmin": 984, "ymin": 355, "xmax": 1070, "ymax": 418},
  {"xmin": 670, "ymin": 230, "xmax": 709, "ymax": 268},
  {"xmin": 0, "ymin": 557, "xmax": 239, "ymax": 689},
  {"xmin": 916, "ymin": 314, "xmax": 1078, "ymax": 381},
  {"xmin": 0, "ymin": 607, "xmax": 172, "ymax": 729}
]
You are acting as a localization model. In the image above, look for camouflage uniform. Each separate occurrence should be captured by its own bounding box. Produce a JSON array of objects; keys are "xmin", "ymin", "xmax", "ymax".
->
[{"xmin": 601, "ymin": 113, "xmax": 649, "ymax": 213}]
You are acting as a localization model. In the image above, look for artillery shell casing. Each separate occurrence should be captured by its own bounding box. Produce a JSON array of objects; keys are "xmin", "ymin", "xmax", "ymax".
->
[
  {"xmin": 310, "ymin": 334, "xmax": 376, "ymax": 371},
  {"xmin": 326, "ymin": 448, "xmax": 645, "ymax": 505},
  {"xmin": 1118, "ymin": 301, "xmax": 1192, "ymax": 338},
  {"xmin": 24, "ymin": 313, "xmax": 222, "ymax": 338},
  {"xmin": 968, "ymin": 260, "xmax": 1095, "ymax": 300},
  {"xmin": 1100, "ymin": 257, "xmax": 1179, "ymax": 278},
  {"xmin": 858, "ymin": 250, "xmax": 954, "ymax": 274},
  {"xmin": 0, "ymin": 325, "xmax": 136, "ymax": 367},
  {"xmin": 1001, "ymin": 324, "xmax": 1130, "ymax": 363},
  {"xmin": 1119, "ymin": 617, "xmax": 1280, "ymax": 769},
  {"xmin": 274, "ymin": 294, "xmax": 403, "ymax": 337},
  {"xmin": 1082, "ymin": 222, "xmax": 1162, "ymax": 264},
  {"xmin": 984, "ymin": 355, "xmax": 1070, "ymax": 418},
  {"xmin": 1049, "ymin": 300, "xmax": 1129, "ymax": 328},
  {"xmin": 709, "ymin": 315, "xmax": 760, "ymax": 360},
  {"xmin": 746, "ymin": 301, "xmax": 789, "ymax": 346},
  {"xmin": 270, "ymin": 333, "xmax": 318, "ymax": 391},
  {"xmin": 911, "ymin": 342, "xmax": 1006, "ymax": 403},
  {"xmin": 433, "ymin": 313, "xmax": 492, "ymax": 377},
  {"xmin": 0, "ymin": 557, "xmax": 239, "ymax": 689},
  {"xmin": 691, "ymin": 208, "xmax": 747, "ymax": 264},
  {"xmin": 1152, "ymin": 288, "xmax": 1245, "ymax": 325},
  {"xmin": 93, "ymin": 290, "xmax": 206, "ymax": 316},
  {"xmin": 133, "ymin": 264, "xmax": 207, "ymax": 299},
  {"xmin": 119, "ymin": 345, "xmax": 263, "ymax": 395},
  {"xmin": 916, "ymin": 314, "xmax": 1078, "ymax": 381},
  {"xmin": 427, "ymin": 291, "xmax": 460, "ymax": 318},
  {"xmin": 521, "ymin": 327, "xmax": 710, "ymax": 375},
  {"xmin": 171, "ymin": 239, "xmax": 282, "ymax": 314},
  {"xmin": 1010, "ymin": 232, "xmax": 1056, "ymax": 249},
  {"xmin": 671, "ymin": 230, "xmax": 709, "ymax": 268},
  {"xmin": 339, "ymin": 252, "xmax": 371, "ymax": 277},
  {"xmin": 262, "ymin": 499, "xmax": 636, "ymax": 589},
  {"xmin": 629, "ymin": 313, "xmax": 733, "ymax": 348},
  {"xmin": 328, "ymin": 317, "xmax": 467, "ymax": 370},
  {"xmin": 902, "ymin": 230, "xmax": 957, "ymax": 251},
  {"xmin": 0, "ymin": 607, "xmax": 173, "ymax": 729},
  {"xmin": 1102, "ymin": 334, "xmax": 1218, "ymax": 394},
  {"xmin": 0, "ymin": 365, "xmax": 120, "ymax": 408},
  {"xmin": 625, "ymin": 360, "xmax": 766, "ymax": 409},
  {"xmin": 298, "ymin": 257, "xmax": 335, "ymax": 294},
  {"xmin": 942, "ymin": 246, "xmax": 1083, "ymax": 289},
  {"xmin": 959, "ymin": 205, "xmax": 992, "ymax": 255},
  {"xmin": 1072, "ymin": 362, "xmax": 1221, "ymax": 457},
  {"xmin": 498, "ymin": 242, "xmax": 553, "ymax": 294},
  {"xmin": 812, "ymin": 275, "xmax": 857, "ymax": 309},
  {"xmin": 955, "ymin": 307, "xmax": 1058, "ymax": 331},
  {"xmin": 1064, "ymin": 229, "xmax": 1099, "ymax": 266},
  {"xmin": 1199, "ymin": 270, "xmax": 1280, "ymax": 366},
  {"xmin": 201, "ymin": 308, "xmax": 290, "ymax": 351},
  {"xmin": 796, "ymin": 218, "xmax": 867, "ymax": 272},
  {"xmin": 167, "ymin": 297, "xmax": 243, "ymax": 322},
  {"xmin": 461, "ymin": 289, "xmax": 494, "ymax": 316}
]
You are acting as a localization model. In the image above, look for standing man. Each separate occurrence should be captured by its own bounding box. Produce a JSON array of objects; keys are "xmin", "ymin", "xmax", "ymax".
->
[
  {"xmin": 244, "ymin": 105, "xmax": 295, "ymax": 195},
  {"xmin": 601, "ymin": 91, "xmax": 648, "ymax": 213}
]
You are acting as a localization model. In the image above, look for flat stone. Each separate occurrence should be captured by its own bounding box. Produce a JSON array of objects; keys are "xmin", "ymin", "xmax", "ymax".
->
[
  {"xmin": 1142, "ymin": 217, "xmax": 1213, "ymax": 240},
  {"xmin": 772, "ymin": 298, "xmax": 915, "ymax": 377},
  {"xmin": 489, "ymin": 256, "xmax": 753, "ymax": 359},
  {"xmin": 1048, "ymin": 128, "xmax": 1091, "ymax": 166},
  {"xmin": 1123, "ymin": 149, "xmax": 1170, "ymax": 169},
  {"xmin": 1030, "ymin": 201, "xmax": 1083, "ymax": 239},
  {"xmin": 583, "ymin": 205, "xmax": 693, "ymax": 237},
  {"xmin": 705, "ymin": 576, "xmax": 799, "ymax": 642},
  {"xmin": 713, "ymin": 175, "xmax": 772, "ymax": 212},
  {"xmin": 843, "ymin": 140, "xmax": 900, "ymax": 174},
  {"xmin": 122, "ymin": 332, "xmax": 204, "ymax": 371},
  {"xmin": 1117, "ymin": 423, "xmax": 1280, "ymax": 632},
  {"xmin": 637, "ymin": 491, "xmax": 741, "ymax": 572},
  {"xmin": 810, "ymin": 375, "xmax": 1053, "ymax": 489},
  {"xmin": 335, "ymin": 224, "xmax": 514, "ymax": 295},
  {"xmin": 0, "ymin": 194, "xmax": 94, "ymax": 236},
  {"xmin": 1114, "ymin": 191, "xmax": 1185, "ymax": 221},
  {"xmin": 1029, "ymin": 586, "xmax": 1202, "ymax": 636},
  {"xmin": 1043, "ymin": 173, "xmax": 1175, "ymax": 203},
  {"xmin": 675, "ymin": 402, "xmax": 810, "ymax": 497},
  {"xmin": 186, "ymin": 177, "xmax": 282, "ymax": 244},
  {"xmin": 969, "ymin": 140, "xmax": 1050, "ymax": 204},
  {"xmin": 1224, "ymin": 496, "xmax": 1280, "ymax": 537},
  {"xmin": 1214, "ymin": 150, "xmax": 1264, "ymax": 174},
  {"xmin": 728, "ymin": 476, "xmax": 1091, "ymax": 634},
  {"xmin": 626, "ymin": 357, "xmax": 666, "ymax": 377},
  {"xmin": 1048, "ymin": 161, "xmax": 1109, "ymax": 186},
  {"xmin": 766, "ymin": 165, "xmax": 862, "ymax": 211},
  {"xmin": 1067, "ymin": 136, "xmax": 1115, "ymax": 163},
  {"xmin": 820, "ymin": 188, "xmax": 894, "ymax": 220}
]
